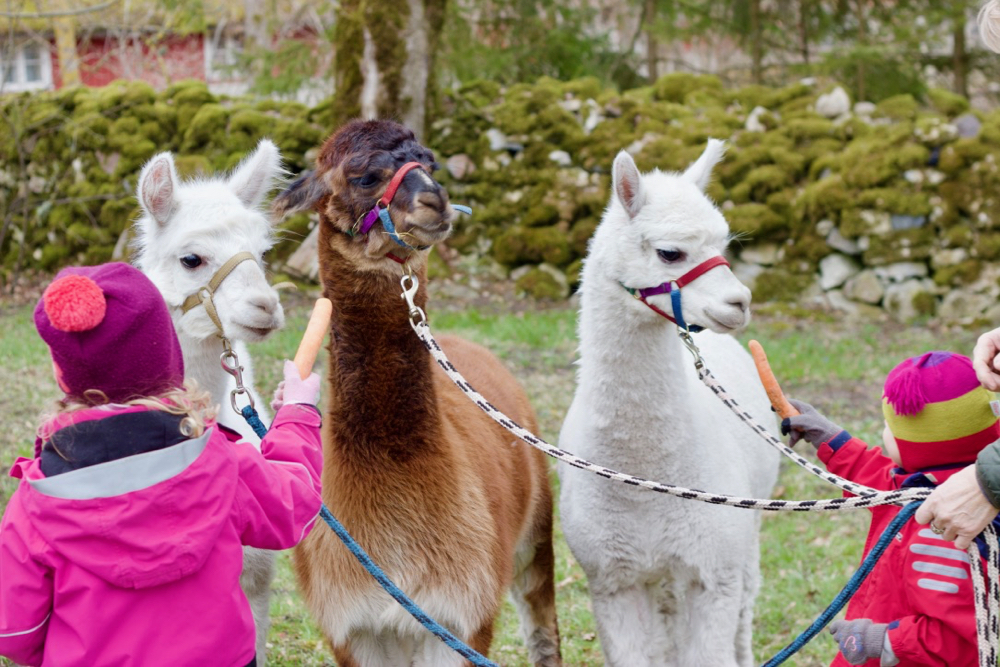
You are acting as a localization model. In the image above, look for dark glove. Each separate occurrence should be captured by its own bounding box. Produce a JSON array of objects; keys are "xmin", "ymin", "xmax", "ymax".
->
[
  {"xmin": 780, "ymin": 398, "xmax": 844, "ymax": 449},
  {"xmin": 829, "ymin": 618, "xmax": 888, "ymax": 665}
]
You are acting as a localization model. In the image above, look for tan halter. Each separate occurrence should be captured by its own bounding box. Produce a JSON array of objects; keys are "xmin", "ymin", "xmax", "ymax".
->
[{"xmin": 180, "ymin": 251, "xmax": 258, "ymax": 336}]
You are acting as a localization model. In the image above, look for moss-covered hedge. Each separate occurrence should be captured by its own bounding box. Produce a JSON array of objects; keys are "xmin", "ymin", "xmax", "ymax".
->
[
  {"xmin": 0, "ymin": 80, "xmax": 328, "ymax": 277},
  {"xmin": 4, "ymin": 73, "xmax": 1000, "ymax": 318}
]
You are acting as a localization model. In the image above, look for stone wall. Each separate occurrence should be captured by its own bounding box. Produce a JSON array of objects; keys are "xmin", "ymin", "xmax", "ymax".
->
[{"xmin": 5, "ymin": 74, "xmax": 1000, "ymax": 324}]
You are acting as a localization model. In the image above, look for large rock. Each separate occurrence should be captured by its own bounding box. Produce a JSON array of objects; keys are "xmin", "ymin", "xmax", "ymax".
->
[
  {"xmin": 938, "ymin": 289, "xmax": 992, "ymax": 324},
  {"xmin": 843, "ymin": 269, "xmax": 884, "ymax": 304},
  {"xmin": 827, "ymin": 227, "xmax": 861, "ymax": 255},
  {"xmin": 515, "ymin": 264, "xmax": 569, "ymax": 300},
  {"xmin": 745, "ymin": 106, "xmax": 769, "ymax": 132},
  {"xmin": 884, "ymin": 279, "xmax": 936, "ymax": 322},
  {"xmin": 740, "ymin": 243, "xmax": 781, "ymax": 266},
  {"xmin": 931, "ymin": 247, "xmax": 968, "ymax": 268},
  {"xmin": 445, "ymin": 154, "xmax": 476, "ymax": 181},
  {"xmin": 819, "ymin": 253, "xmax": 861, "ymax": 290},
  {"xmin": 816, "ymin": 87, "xmax": 851, "ymax": 118},
  {"xmin": 955, "ymin": 113, "xmax": 982, "ymax": 138},
  {"xmin": 874, "ymin": 262, "xmax": 929, "ymax": 283},
  {"xmin": 284, "ymin": 225, "xmax": 319, "ymax": 281}
]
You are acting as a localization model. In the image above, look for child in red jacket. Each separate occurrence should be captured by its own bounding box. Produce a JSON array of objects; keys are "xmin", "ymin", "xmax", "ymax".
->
[{"xmin": 785, "ymin": 351, "xmax": 1000, "ymax": 667}]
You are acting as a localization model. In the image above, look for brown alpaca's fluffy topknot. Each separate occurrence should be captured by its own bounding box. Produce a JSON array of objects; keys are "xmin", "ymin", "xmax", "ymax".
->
[{"xmin": 43, "ymin": 274, "xmax": 107, "ymax": 332}]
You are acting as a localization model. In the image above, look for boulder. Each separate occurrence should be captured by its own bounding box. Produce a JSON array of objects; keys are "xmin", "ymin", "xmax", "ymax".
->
[
  {"xmin": 954, "ymin": 113, "xmax": 982, "ymax": 138},
  {"xmin": 445, "ymin": 154, "xmax": 476, "ymax": 181},
  {"xmin": 819, "ymin": 253, "xmax": 861, "ymax": 290},
  {"xmin": 931, "ymin": 247, "xmax": 969, "ymax": 269},
  {"xmin": 284, "ymin": 225, "xmax": 319, "ymax": 281},
  {"xmin": 874, "ymin": 262, "xmax": 929, "ymax": 283},
  {"xmin": 884, "ymin": 279, "xmax": 936, "ymax": 322},
  {"xmin": 816, "ymin": 87, "xmax": 851, "ymax": 118},
  {"xmin": 548, "ymin": 150, "xmax": 572, "ymax": 166},
  {"xmin": 938, "ymin": 289, "xmax": 992, "ymax": 324},
  {"xmin": 515, "ymin": 264, "xmax": 569, "ymax": 300},
  {"xmin": 843, "ymin": 270, "xmax": 883, "ymax": 304},
  {"xmin": 853, "ymin": 101, "xmax": 877, "ymax": 116},
  {"xmin": 827, "ymin": 228, "xmax": 862, "ymax": 255},
  {"xmin": 740, "ymin": 243, "xmax": 781, "ymax": 266},
  {"xmin": 745, "ymin": 106, "xmax": 769, "ymax": 132}
]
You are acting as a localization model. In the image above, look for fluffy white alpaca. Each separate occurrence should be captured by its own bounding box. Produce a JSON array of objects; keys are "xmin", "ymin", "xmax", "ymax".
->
[
  {"xmin": 133, "ymin": 139, "xmax": 286, "ymax": 664},
  {"xmin": 558, "ymin": 140, "xmax": 780, "ymax": 667}
]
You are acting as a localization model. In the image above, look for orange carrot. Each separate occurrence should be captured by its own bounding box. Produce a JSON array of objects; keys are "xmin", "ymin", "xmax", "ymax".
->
[
  {"xmin": 294, "ymin": 298, "xmax": 333, "ymax": 380},
  {"xmin": 748, "ymin": 339, "xmax": 799, "ymax": 419}
]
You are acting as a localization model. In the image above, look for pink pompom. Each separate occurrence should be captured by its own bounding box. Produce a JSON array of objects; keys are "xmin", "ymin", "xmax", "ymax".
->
[
  {"xmin": 884, "ymin": 359, "xmax": 929, "ymax": 416},
  {"xmin": 43, "ymin": 274, "xmax": 107, "ymax": 332}
]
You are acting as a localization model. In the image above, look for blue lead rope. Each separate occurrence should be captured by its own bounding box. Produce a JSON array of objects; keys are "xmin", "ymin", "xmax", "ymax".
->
[
  {"xmin": 240, "ymin": 405, "xmax": 498, "ymax": 667},
  {"xmin": 761, "ymin": 500, "xmax": 924, "ymax": 667}
]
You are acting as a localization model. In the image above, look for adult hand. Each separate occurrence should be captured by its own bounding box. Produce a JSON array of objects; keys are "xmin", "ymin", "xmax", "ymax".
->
[
  {"xmin": 914, "ymin": 465, "xmax": 999, "ymax": 550},
  {"xmin": 973, "ymin": 327, "xmax": 1000, "ymax": 391}
]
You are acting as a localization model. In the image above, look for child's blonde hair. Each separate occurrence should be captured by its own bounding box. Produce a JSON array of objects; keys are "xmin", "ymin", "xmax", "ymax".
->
[{"xmin": 38, "ymin": 380, "xmax": 219, "ymax": 454}]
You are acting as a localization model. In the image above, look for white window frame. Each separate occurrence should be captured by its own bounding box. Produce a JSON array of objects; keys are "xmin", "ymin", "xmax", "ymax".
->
[{"xmin": 0, "ymin": 41, "xmax": 53, "ymax": 93}]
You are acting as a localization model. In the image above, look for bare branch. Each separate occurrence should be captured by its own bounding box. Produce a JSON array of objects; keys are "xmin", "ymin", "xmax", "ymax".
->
[{"xmin": 0, "ymin": 0, "xmax": 119, "ymax": 19}]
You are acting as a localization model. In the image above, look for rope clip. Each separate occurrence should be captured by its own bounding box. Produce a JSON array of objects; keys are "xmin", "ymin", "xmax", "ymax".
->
[
  {"xmin": 220, "ymin": 340, "xmax": 255, "ymax": 413},
  {"xmin": 400, "ymin": 272, "xmax": 427, "ymax": 332},
  {"xmin": 678, "ymin": 329, "xmax": 704, "ymax": 370}
]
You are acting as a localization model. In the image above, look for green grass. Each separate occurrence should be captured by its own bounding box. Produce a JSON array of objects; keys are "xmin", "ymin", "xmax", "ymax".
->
[{"xmin": 0, "ymin": 295, "xmax": 981, "ymax": 666}]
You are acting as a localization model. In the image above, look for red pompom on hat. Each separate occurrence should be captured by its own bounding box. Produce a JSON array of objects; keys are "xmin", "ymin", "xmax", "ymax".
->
[
  {"xmin": 34, "ymin": 263, "xmax": 184, "ymax": 403},
  {"xmin": 42, "ymin": 274, "xmax": 107, "ymax": 332}
]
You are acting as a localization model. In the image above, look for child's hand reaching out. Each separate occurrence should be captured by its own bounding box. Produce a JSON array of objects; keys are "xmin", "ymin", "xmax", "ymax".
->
[
  {"xmin": 271, "ymin": 360, "xmax": 321, "ymax": 411},
  {"xmin": 781, "ymin": 399, "xmax": 844, "ymax": 449}
]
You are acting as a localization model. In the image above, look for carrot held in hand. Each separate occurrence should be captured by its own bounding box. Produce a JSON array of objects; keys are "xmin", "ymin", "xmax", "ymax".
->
[
  {"xmin": 294, "ymin": 298, "xmax": 333, "ymax": 380},
  {"xmin": 748, "ymin": 339, "xmax": 799, "ymax": 419}
]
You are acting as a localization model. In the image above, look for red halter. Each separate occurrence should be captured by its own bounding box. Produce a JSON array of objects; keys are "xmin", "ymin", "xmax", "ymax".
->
[{"xmin": 622, "ymin": 255, "xmax": 731, "ymax": 332}]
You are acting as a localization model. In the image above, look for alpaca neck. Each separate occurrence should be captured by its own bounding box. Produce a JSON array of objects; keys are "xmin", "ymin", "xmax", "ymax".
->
[
  {"xmin": 322, "ymin": 247, "xmax": 439, "ymax": 464},
  {"xmin": 576, "ymin": 262, "xmax": 694, "ymax": 442}
]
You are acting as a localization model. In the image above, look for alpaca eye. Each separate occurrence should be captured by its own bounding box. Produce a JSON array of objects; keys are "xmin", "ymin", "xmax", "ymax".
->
[
  {"xmin": 180, "ymin": 254, "xmax": 203, "ymax": 269},
  {"xmin": 352, "ymin": 173, "xmax": 379, "ymax": 188},
  {"xmin": 657, "ymin": 249, "xmax": 685, "ymax": 263}
]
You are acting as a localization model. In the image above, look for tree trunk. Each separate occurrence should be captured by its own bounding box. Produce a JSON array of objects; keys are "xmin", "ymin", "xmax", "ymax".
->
[
  {"xmin": 854, "ymin": 0, "xmax": 866, "ymax": 101},
  {"xmin": 952, "ymin": 4, "xmax": 968, "ymax": 98},
  {"xmin": 645, "ymin": 0, "xmax": 658, "ymax": 80},
  {"xmin": 332, "ymin": 0, "xmax": 445, "ymax": 140},
  {"xmin": 798, "ymin": 0, "xmax": 810, "ymax": 66},
  {"xmin": 749, "ymin": 0, "xmax": 762, "ymax": 83}
]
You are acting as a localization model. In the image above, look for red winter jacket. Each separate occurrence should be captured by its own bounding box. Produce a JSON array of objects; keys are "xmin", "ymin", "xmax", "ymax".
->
[{"xmin": 818, "ymin": 433, "xmax": 978, "ymax": 667}]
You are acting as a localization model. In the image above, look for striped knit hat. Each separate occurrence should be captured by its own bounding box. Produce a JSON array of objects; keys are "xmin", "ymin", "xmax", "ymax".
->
[{"xmin": 883, "ymin": 351, "xmax": 1000, "ymax": 471}]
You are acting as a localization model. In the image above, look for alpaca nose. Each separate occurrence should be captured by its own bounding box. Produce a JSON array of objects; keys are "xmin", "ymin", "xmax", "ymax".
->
[
  {"xmin": 416, "ymin": 190, "xmax": 447, "ymax": 214},
  {"xmin": 249, "ymin": 293, "xmax": 279, "ymax": 316},
  {"xmin": 728, "ymin": 295, "xmax": 748, "ymax": 313}
]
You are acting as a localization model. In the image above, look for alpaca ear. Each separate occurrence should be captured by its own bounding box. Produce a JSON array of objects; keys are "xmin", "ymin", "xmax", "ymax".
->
[
  {"xmin": 682, "ymin": 139, "xmax": 726, "ymax": 192},
  {"xmin": 272, "ymin": 171, "xmax": 328, "ymax": 219},
  {"xmin": 229, "ymin": 139, "xmax": 284, "ymax": 211},
  {"xmin": 612, "ymin": 150, "xmax": 646, "ymax": 219},
  {"xmin": 138, "ymin": 153, "xmax": 179, "ymax": 226}
]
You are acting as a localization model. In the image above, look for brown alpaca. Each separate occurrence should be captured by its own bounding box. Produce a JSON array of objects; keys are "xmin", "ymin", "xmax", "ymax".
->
[{"xmin": 273, "ymin": 119, "xmax": 561, "ymax": 667}]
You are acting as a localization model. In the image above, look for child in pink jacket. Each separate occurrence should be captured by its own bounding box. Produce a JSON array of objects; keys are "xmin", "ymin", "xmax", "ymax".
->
[{"xmin": 0, "ymin": 263, "xmax": 324, "ymax": 667}]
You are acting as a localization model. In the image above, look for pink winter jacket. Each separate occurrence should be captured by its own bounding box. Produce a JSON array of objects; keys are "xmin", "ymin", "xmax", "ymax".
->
[{"xmin": 0, "ymin": 403, "xmax": 323, "ymax": 667}]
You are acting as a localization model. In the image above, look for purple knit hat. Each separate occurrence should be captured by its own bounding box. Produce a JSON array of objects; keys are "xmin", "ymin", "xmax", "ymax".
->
[{"xmin": 34, "ymin": 262, "xmax": 184, "ymax": 403}]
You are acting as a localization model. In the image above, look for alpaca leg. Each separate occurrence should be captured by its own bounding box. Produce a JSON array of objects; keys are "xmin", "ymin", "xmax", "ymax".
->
[
  {"xmin": 675, "ymin": 572, "xmax": 743, "ymax": 667},
  {"xmin": 240, "ymin": 546, "xmax": 276, "ymax": 665},
  {"xmin": 590, "ymin": 584, "xmax": 659, "ymax": 667},
  {"xmin": 734, "ymin": 546, "xmax": 761, "ymax": 667},
  {"xmin": 340, "ymin": 631, "xmax": 414, "ymax": 667},
  {"xmin": 509, "ymin": 514, "xmax": 562, "ymax": 666}
]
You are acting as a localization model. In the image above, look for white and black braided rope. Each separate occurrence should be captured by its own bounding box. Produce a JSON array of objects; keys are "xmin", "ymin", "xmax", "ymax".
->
[
  {"xmin": 414, "ymin": 321, "xmax": 930, "ymax": 512},
  {"xmin": 696, "ymin": 367, "xmax": 892, "ymax": 499},
  {"xmin": 968, "ymin": 526, "xmax": 1000, "ymax": 667}
]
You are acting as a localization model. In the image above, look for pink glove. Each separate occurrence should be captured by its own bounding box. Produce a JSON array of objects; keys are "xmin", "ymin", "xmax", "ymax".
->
[{"xmin": 271, "ymin": 360, "xmax": 321, "ymax": 411}]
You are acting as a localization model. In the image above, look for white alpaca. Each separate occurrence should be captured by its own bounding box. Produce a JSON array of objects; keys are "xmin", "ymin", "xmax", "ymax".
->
[
  {"xmin": 558, "ymin": 141, "xmax": 780, "ymax": 667},
  {"xmin": 133, "ymin": 140, "xmax": 286, "ymax": 664}
]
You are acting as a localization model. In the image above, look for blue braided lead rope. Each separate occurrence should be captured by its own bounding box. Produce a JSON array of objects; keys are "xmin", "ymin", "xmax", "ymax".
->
[
  {"xmin": 239, "ymin": 405, "xmax": 498, "ymax": 667},
  {"xmin": 761, "ymin": 500, "xmax": 923, "ymax": 667},
  {"xmin": 241, "ymin": 405, "xmax": 269, "ymax": 439}
]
